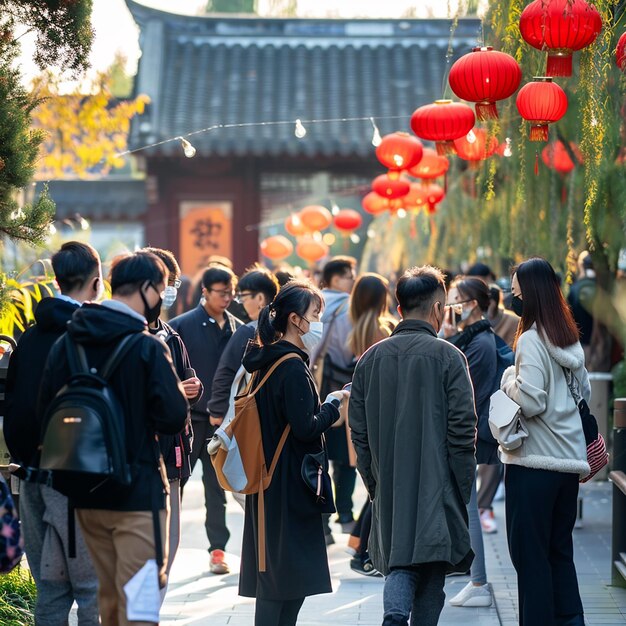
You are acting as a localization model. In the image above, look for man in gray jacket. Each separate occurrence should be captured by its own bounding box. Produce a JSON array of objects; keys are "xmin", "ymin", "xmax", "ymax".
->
[{"xmin": 349, "ymin": 265, "xmax": 477, "ymax": 626}]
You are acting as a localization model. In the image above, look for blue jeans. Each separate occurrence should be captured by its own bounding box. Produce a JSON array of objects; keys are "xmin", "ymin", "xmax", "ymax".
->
[
  {"xmin": 383, "ymin": 562, "xmax": 447, "ymax": 625},
  {"xmin": 469, "ymin": 475, "xmax": 487, "ymax": 585}
]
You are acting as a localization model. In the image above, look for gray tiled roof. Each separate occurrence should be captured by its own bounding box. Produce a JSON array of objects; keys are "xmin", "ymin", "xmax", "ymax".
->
[{"xmin": 126, "ymin": 0, "xmax": 482, "ymax": 158}]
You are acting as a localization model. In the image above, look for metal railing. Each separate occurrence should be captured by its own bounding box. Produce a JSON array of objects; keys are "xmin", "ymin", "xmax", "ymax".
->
[{"xmin": 610, "ymin": 397, "xmax": 626, "ymax": 588}]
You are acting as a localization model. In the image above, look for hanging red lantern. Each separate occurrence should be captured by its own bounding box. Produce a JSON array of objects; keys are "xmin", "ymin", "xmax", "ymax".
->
[
  {"xmin": 454, "ymin": 128, "xmax": 499, "ymax": 164},
  {"xmin": 362, "ymin": 192, "xmax": 389, "ymax": 215},
  {"xmin": 616, "ymin": 32, "xmax": 626, "ymax": 70},
  {"xmin": 296, "ymin": 237, "xmax": 329, "ymax": 263},
  {"xmin": 448, "ymin": 46, "xmax": 522, "ymax": 120},
  {"xmin": 541, "ymin": 141, "xmax": 583, "ymax": 173},
  {"xmin": 424, "ymin": 184, "xmax": 445, "ymax": 213},
  {"xmin": 284, "ymin": 213, "xmax": 307, "ymax": 237},
  {"xmin": 516, "ymin": 77, "xmax": 568, "ymax": 141},
  {"xmin": 401, "ymin": 183, "xmax": 429, "ymax": 211},
  {"xmin": 411, "ymin": 100, "xmax": 476, "ymax": 156},
  {"xmin": 519, "ymin": 0, "xmax": 602, "ymax": 77},
  {"xmin": 372, "ymin": 174, "xmax": 410, "ymax": 199},
  {"xmin": 299, "ymin": 205, "xmax": 332, "ymax": 232},
  {"xmin": 375, "ymin": 132, "xmax": 424, "ymax": 171},
  {"xmin": 260, "ymin": 235, "xmax": 294, "ymax": 261},
  {"xmin": 407, "ymin": 148, "xmax": 449, "ymax": 180},
  {"xmin": 333, "ymin": 209, "xmax": 362, "ymax": 233}
]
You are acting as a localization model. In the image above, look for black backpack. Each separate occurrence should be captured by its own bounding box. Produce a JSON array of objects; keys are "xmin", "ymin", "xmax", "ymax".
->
[{"xmin": 39, "ymin": 332, "xmax": 143, "ymax": 499}]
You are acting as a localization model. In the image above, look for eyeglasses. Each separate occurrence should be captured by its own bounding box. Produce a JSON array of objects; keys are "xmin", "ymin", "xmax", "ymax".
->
[
  {"xmin": 208, "ymin": 288, "xmax": 235, "ymax": 299},
  {"xmin": 235, "ymin": 291, "xmax": 256, "ymax": 304}
]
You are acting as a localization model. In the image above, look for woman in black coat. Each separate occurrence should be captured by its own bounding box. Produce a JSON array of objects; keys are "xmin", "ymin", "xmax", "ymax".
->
[{"xmin": 239, "ymin": 280, "xmax": 349, "ymax": 626}]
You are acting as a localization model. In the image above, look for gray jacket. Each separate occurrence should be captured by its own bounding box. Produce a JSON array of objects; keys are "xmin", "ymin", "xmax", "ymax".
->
[
  {"xmin": 311, "ymin": 289, "xmax": 354, "ymax": 368},
  {"xmin": 349, "ymin": 319, "xmax": 477, "ymax": 575}
]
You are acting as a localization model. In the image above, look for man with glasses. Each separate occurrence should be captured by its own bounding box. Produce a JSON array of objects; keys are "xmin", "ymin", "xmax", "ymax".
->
[{"xmin": 169, "ymin": 266, "xmax": 243, "ymax": 574}]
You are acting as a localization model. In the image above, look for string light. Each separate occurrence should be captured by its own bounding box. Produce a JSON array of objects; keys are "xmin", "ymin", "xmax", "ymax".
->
[
  {"xmin": 367, "ymin": 228, "xmax": 376, "ymax": 239},
  {"xmin": 350, "ymin": 233, "xmax": 361, "ymax": 244},
  {"xmin": 397, "ymin": 208, "xmax": 407, "ymax": 218},
  {"xmin": 323, "ymin": 233, "xmax": 336, "ymax": 246},
  {"xmin": 79, "ymin": 215, "xmax": 90, "ymax": 230},
  {"xmin": 370, "ymin": 117, "xmax": 382, "ymax": 147},
  {"xmin": 503, "ymin": 137, "xmax": 513, "ymax": 158},
  {"xmin": 331, "ymin": 201, "xmax": 340, "ymax": 216},
  {"xmin": 294, "ymin": 119, "xmax": 307, "ymax": 138},
  {"xmin": 178, "ymin": 137, "xmax": 196, "ymax": 158},
  {"xmin": 466, "ymin": 129, "xmax": 477, "ymax": 144}
]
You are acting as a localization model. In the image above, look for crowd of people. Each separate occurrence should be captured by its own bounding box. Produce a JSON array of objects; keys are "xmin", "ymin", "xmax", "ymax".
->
[{"xmin": 1, "ymin": 240, "xmax": 605, "ymax": 626}]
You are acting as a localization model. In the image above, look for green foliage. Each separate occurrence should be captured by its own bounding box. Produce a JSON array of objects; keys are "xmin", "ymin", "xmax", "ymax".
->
[
  {"xmin": 206, "ymin": 0, "xmax": 255, "ymax": 12},
  {"xmin": 0, "ymin": 567, "xmax": 36, "ymax": 625},
  {"xmin": 612, "ymin": 359, "xmax": 626, "ymax": 399}
]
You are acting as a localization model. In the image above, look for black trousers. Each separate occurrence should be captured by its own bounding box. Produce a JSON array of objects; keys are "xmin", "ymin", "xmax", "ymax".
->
[
  {"xmin": 186, "ymin": 418, "xmax": 230, "ymax": 552},
  {"xmin": 255, "ymin": 598, "xmax": 305, "ymax": 626},
  {"xmin": 331, "ymin": 461, "xmax": 357, "ymax": 522},
  {"xmin": 505, "ymin": 464, "xmax": 584, "ymax": 626}
]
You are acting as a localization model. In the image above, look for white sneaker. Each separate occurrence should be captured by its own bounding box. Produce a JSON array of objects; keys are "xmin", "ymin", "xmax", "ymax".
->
[
  {"xmin": 449, "ymin": 581, "xmax": 493, "ymax": 607},
  {"xmin": 480, "ymin": 509, "xmax": 498, "ymax": 534}
]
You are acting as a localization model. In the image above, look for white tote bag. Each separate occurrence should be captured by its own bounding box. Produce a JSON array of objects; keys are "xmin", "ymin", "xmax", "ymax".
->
[{"xmin": 488, "ymin": 389, "xmax": 529, "ymax": 451}]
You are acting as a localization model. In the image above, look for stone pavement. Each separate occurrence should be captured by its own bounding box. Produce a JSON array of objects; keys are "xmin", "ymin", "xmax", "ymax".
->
[{"xmin": 161, "ymin": 472, "xmax": 626, "ymax": 625}]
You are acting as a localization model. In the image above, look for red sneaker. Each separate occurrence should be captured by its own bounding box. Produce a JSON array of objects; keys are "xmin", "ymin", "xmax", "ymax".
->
[{"xmin": 210, "ymin": 549, "xmax": 230, "ymax": 575}]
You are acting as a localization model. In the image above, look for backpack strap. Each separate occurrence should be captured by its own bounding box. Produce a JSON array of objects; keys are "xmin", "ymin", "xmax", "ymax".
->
[
  {"xmin": 64, "ymin": 334, "xmax": 89, "ymax": 375},
  {"xmin": 248, "ymin": 353, "xmax": 300, "ymax": 397},
  {"xmin": 100, "ymin": 333, "xmax": 145, "ymax": 380}
]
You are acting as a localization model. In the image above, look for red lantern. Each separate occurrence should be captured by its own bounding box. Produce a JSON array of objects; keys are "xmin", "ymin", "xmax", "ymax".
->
[
  {"xmin": 410, "ymin": 100, "xmax": 476, "ymax": 155},
  {"xmin": 260, "ymin": 235, "xmax": 293, "ymax": 261},
  {"xmin": 362, "ymin": 192, "xmax": 389, "ymax": 215},
  {"xmin": 284, "ymin": 213, "xmax": 307, "ymax": 237},
  {"xmin": 448, "ymin": 46, "xmax": 522, "ymax": 120},
  {"xmin": 454, "ymin": 128, "xmax": 499, "ymax": 164},
  {"xmin": 424, "ymin": 184, "xmax": 445, "ymax": 212},
  {"xmin": 541, "ymin": 141, "xmax": 583, "ymax": 173},
  {"xmin": 296, "ymin": 237, "xmax": 329, "ymax": 263},
  {"xmin": 401, "ymin": 183, "xmax": 429, "ymax": 211},
  {"xmin": 616, "ymin": 32, "xmax": 626, "ymax": 70},
  {"xmin": 516, "ymin": 77, "xmax": 568, "ymax": 141},
  {"xmin": 519, "ymin": 0, "xmax": 602, "ymax": 77},
  {"xmin": 407, "ymin": 148, "xmax": 449, "ymax": 180},
  {"xmin": 299, "ymin": 205, "xmax": 332, "ymax": 232},
  {"xmin": 372, "ymin": 174, "xmax": 410, "ymax": 199},
  {"xmin": 333, "ymin": 209, "xmax": 362, "ymax": 233},
  {"xmin": 375, "ymin": 132, "xmax": 424, "ymax": 171}
]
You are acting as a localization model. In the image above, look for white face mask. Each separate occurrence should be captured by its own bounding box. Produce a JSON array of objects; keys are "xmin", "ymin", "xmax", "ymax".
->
[
  {"xmin": 460, "ymin": 305, "xmax": 475, "ymax": 322},
  {"xmin": 300, "ymin": 320, "xmax": 324, "ymax": 353},
  {"xmin": 162, "ymin": 285, "xmax": 178, "ymax": 310}
]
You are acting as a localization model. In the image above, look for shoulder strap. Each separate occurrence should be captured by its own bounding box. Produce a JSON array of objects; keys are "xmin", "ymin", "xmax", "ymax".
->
[
  {"xmin": 562, "ymin": 367, "xmax": 582, "ymax": 405},
  {"xmin": 100, "ymin": 333, "xmax": 145, "ymax": 380},
  {"xmin": 64, "ymin": 334, "xmax": 89, "ymax": 375},
  {"xmin": 248, "ymin": 353, "xmax": 300, "ymax": 397}
]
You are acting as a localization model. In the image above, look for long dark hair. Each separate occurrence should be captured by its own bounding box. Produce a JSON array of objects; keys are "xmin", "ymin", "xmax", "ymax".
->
[
  {"xmin": 256, "ymin": 280, "xmax": 323, "ymax": 346},
  {"xmin": 513, "ymin": 257, "xmax": 579, "ymax": 349},
  {"xmin": 452, "ymin": 276, "xmax": 490, "ymax": 313}
]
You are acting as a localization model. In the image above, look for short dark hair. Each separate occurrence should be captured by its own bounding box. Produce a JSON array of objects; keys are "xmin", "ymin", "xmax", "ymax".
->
[
  {"xmin": 453, "ymin": 276, "xmax": 491, "ymax": 312},
  {"xmin": 321, "ymin": 256, "xmax": 356, "ymax": 289},
  {"xmin": 142, "ymin": 247, "xmax": 181, "ymax": 282},
  {"xmin": 513, "ymin": 257, "xmax": 579, "ymax": 349},
  {"xmin": 396, "ymin": 265, "xmax": 446, "ymax": 316},
  {"xmin": 202, "ymin": 266, "xmax": 236, "ymax": 290},
  {"xmin": 238, "ymin": 266, "xmax": 279, "ymax": 304},
  {"xmin": 274, "ymin": 270, "xmax": 294, "ymax": 287},
  {"xmin": 256, "ymin": 280, "xmax": 323, "ymax": 346},
  {"xmin": 467, "ymin": 262, "xmax": 495, "ymax": 282},
  {"xmin": 51, "ymin": 241, "xmax": 100, "ymax": 294},
  {"xmin": 110, "ymin": 251, "xmax": 168, "ymax": 296}
]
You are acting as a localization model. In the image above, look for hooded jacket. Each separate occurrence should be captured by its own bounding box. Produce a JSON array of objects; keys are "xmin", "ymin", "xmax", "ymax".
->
[
  {"xmin": 310, "ymin": 289, "xmax": 354, "ymax": 369},
  {"xmin": 349, "ymin": 319, "xmax": 476, "ymax": 576},
  {"xmin": 4, "ymin": 297, "xmax": 78, "ymax": 466},
  {"xmin": 500, "ymin": 326, "xmax": 590, "ymax": 477},
  {"xmin": 38, "ymin": 302, "xmax": 189, "ymax": 511}
]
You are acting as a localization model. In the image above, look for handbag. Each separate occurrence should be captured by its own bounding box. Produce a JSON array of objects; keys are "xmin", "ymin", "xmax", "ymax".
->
[
  {"xmin": 0, "ymin": 475, "xmax": 23, "ymax": 573},
  {"xmin": 301, "ymin": 441, "xmax": 336, "ymax": 515},
  {"xmin": 563, "ymin": 368, "xmax": 609, "ymax": 483},
  {"xmin": 488, "ymin": 389, "xmax": 529, "ymax": 451}
]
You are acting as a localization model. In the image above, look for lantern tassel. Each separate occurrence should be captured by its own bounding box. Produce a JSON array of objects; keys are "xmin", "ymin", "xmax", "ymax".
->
[
  {"xmin": 529, "ymin": 124, "xmax": 549, "ymax": 142},
  {"xmin": 435, "ymin": 141, "xmax": 457, "ymax": 156},
  {"xmin": 546, "ymin": 52, "xmax": 573, "ymax": 77},
  {"xmin": 476, "ymin": 102, "xmax": 499, "ymax": 121},
  {"xmin": 561, "ymin": 184, "xmax": 567, "ymax": 204},
  {"xmin": 444, "ymin": 171, "xmax": 448, "ymax": 194},
  {"xmin": 534, "ymin": 151, "xmax": 539, "ymax": 176}
]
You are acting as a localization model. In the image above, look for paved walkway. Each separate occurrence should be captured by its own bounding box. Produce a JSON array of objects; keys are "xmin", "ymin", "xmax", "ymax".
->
[{"xmin": 161, "ymin": 473, "xmax": 626, "ymax": 625}]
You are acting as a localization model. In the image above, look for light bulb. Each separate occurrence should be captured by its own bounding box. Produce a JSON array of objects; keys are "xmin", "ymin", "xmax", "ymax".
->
[
  {"xmin": 393, "ymin": 154, "xmax": 404, "ymax": 167},
  {"xmin": 503, "ymin": 137, "xmax": 512, "ymax": 158},
  {"xmin": 331, "ymin": 202, "xmax": 340, "ymax": 216},
  {"xmin": 292, "ymin": 213, "xmax": 301, "ymax": 226},
  {"xmin": 350, "ymin": 233, "xmax": 361, "ymax": 244},
  {"xmin": 312, "ymin": 230, "xmax": 322, "ymax": 242},
  {"xmin": 49, "ymin": 223, "xmax": 57, "ymax": 235},
  {"xmin": 466, "ymin": 129, "xmax": 477, "ymax": 144},
  {"xmin": 397, "ymin": 208, "xmax": 407, "ymax": 219},
  {"xmin": 371, "ymin": 117, "xmax": 382, "ymax": 147},
  {"xmin": 367, "ymin": 228, "xmax": 376, "ymax": 239},
  {"xmin": 79, "ymin": 216, "xmax": 90, "ymax": 230},
  {"xmin": 323, "ymin": 233, "xmax": 336, "ymax": 246},
  {"xmin": 295, "ymin": 119, "xmax": 307, "ymax": 139},
  {"xmin": 179, "ymin": 137, "xmax": 196, "ymax": 158}
]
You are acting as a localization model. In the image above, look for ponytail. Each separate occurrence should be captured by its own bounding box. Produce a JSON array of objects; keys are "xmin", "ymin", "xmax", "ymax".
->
[{"xmin": 254, "ymin": 280, "xmax": 323, "ymax": 346}]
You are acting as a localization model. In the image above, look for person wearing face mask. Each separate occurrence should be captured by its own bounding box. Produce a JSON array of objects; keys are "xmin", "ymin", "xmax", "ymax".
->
[
  {"xmin": 443, "ymin": 277, "xmax": 498, "ymax": 608},
  {"xmin": 349, "ymin": 266, "xmax": 476, "ymax": 626},
  {"xmin": 141, "ymin": 247, "xmax": 203, "ymax": 597},
  {"xmin": 37, "ymin": 251, "xmax": 189, "ymax": 626},
  {"xmin": 4, "ymin": 241, "xmax": 103, "ymax": 626},
  {"xmin": 238, "ymin": 281, "xmax": 349, "ymax": 626}
]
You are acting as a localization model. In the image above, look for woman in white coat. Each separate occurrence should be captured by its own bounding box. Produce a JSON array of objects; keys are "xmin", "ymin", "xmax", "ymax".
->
[{"xmin": 501, "ymin": 257, "xmax": 589, "ymax": 626}]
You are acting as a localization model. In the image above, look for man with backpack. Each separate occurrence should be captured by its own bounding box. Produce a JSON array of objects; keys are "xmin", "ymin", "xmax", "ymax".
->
[
  {"xmin": 4, "ymin": 241, "xmax": 102, "ymax": 626},
  {"xmin": 38, "ymin": 251, "xmax": 189, "ymax": 626}
]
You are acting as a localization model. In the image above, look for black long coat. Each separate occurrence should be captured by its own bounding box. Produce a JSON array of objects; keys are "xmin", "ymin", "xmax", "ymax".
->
[{"xmin": 239, "ymin": 341, "xmax": 339, "ymax": 601}]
